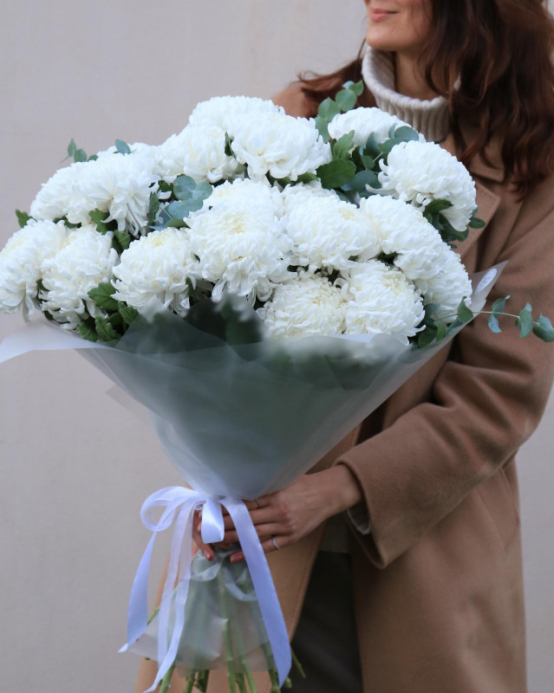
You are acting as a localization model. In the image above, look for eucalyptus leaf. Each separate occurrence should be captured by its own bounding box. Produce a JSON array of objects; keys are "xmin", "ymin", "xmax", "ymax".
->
[
  {"xmin": 296, "ymin": 172, "xmax": 319, "ymax": 184},
  {"xmin": 343, "ymin": 80, "xmax": 364, "ymax": 97},
  {"xmin": 335, "ymin": 89, "xmax": 357, "ymax": 112},
  {"xmin": 315, "ymin": 115, "xmax": 330, "ymax": 142},
  {"xmin": 533, "ymin": 315, "xmax": 554, "ymax": 342},
  {"xmin": 364, "ymin": 134, "xmax": 381, "ymax": 159},
  {"xmin": 317, "ymin": 160, "xmax": 356, "ymax": 189},
  {"xmin": 67, "ymin": 139, "xmax": 77, "ymax": 157},
  {"xmin": 115, "ymin": 139, "xmax": 131, "ymax": 155},
  {"xmin": 331, "ymin": 131, "xmax": 355, "ymax": 160},
  {"xmin": 393, "ymin": 126, "xmax": 420, "ymax": 143},
  {"xmin": 318, "ymin": 98, "xmax": 341, "ymax": 122},
  {"xmin": 488, "ymin": 314, "xmax": 502, "ymax": 333},
  {"xmin": 418, "ymin": 326, "xmax": 438, "ymax": 348},
  {"xmin": 516, "ymin": 305, "xmax": 534, "ymax": 338},
  {"xmin": 469, "ymin": 215, "xmax": 486, "ymax": 229},
  {"xmin": 74, "ymin": 148, "xmax": 87, "ymax": 163},
  {"xmin": 173, "ymin": 175, "xmax": 197, "ymax": 201},
  {"xmin": 342, "ymin": 169, "xmax": 380, "ymax": 193},
  {"xmin": 491, "ymin": 296, "xmax": 509, "ymax": 316},
  {"xmin": 165, "ymin": 218, "xmax": 187, "ymax": 228},
  {"xmin": 435, "ymin": 321, "xmax": 447, "ymax": 342},
  {"xmin": 457, "ymin": 300, "xmax": 474, "ymax": 324}
]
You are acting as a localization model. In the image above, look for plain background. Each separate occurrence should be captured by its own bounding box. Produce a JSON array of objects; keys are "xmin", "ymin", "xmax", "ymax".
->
[{"xmin": 1, "ymin": 1, "xmax": 553, "ymax": 690}]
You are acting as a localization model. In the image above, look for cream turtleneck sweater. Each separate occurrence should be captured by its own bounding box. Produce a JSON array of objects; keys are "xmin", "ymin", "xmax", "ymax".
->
[
  {"xmin": 360, "ymin": 43, "xmax": 450, "ymax": 143},
  {"xmin": 319, "ymin": 45, "xmax": 451, "ymax": 553}
]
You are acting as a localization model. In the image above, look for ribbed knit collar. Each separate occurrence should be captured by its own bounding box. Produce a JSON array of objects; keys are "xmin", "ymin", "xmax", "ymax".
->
[{"xmin": 361, "ymin": 44, "xmax": 450, "ymax": 143}]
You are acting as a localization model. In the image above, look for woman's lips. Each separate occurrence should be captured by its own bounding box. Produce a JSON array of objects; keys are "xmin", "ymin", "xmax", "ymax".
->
[{"xmin": 370, "ymin": 9, "xmax": 397, "ymax": 22}]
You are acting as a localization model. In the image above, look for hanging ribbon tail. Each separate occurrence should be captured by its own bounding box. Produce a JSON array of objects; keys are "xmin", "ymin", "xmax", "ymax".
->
[{"xmin": 223, "ymin": 498, "xmax": 292, "ymax": 687}]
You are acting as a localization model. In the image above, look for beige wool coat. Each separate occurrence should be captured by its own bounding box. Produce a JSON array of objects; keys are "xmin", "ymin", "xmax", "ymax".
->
[{"xmin": 136, "ymin": 85, "xmax": 554, "ymax": 693}]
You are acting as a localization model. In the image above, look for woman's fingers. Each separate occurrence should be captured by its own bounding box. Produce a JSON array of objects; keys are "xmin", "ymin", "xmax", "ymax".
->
[
  {"xmin": 222, "ymin": 522, "xmax": 290, "ymax": 545},
  {"xmin": 222, "ymin": 505, "xmax": 277, "ymax": 531},
  {"xmin": 192, "ymin": 514, "xmax": 215, "ymax": 561},
  {"xmin": 230, "ymin": 534, "xmax": 290, "ymax": 563}
]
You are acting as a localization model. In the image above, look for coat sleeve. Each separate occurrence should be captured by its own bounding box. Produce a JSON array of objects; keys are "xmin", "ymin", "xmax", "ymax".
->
[{"xmin": 333, "ymin": 187, "xmax": 554, "ymax": 569}]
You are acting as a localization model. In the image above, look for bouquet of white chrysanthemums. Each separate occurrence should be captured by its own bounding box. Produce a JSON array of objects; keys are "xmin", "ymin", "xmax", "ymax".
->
[{"xmin": 1, "ymin": 81, "xmax": 551, "ymax": 693}]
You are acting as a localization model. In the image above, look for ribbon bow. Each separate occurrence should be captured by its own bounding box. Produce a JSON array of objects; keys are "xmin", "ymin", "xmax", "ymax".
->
[{"xmin": 119, "ymin": 486, "xmax": 291, "ymax": 691}]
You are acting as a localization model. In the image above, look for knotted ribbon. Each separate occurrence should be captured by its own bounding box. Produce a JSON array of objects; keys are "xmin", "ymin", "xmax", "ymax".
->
[{"xmin": 119, "ymin": 486, "xmax": 291, "ymax": 691}]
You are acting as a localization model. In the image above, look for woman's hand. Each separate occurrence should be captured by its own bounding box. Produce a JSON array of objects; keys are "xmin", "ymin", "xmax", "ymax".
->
[{"xmin": 193, "ymin": 465, "xmax": 363, "ymax": 563}]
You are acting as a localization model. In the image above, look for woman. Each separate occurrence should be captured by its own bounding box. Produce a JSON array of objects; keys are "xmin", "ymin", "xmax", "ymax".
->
[{"xmin": 136, "ymin": 1, "xmax": 554, "ymax": 691}]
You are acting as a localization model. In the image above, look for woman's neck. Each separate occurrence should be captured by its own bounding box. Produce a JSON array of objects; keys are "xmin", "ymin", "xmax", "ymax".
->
[{"xmin": 394, "ymin": 52, "xmax": 438, "ymax": 101}]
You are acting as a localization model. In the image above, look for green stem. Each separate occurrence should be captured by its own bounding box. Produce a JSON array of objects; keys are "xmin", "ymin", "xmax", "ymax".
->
[
  {"xmin": 217, "ymin": 558, "xmax": 238, "ymax": 693},
  {"xmin": 184, "ymin": 673, "xmax": 196, "ymax": 693},
  {"xmin": 291, "ymin": 649, "xmax": 306, "ymax": 679},
  {"xmin": 235, "ymin": 673, "xmax": 249, "ymax": 693},
  {"xmin": 159, "ymin": 662, "xmax": 176, "ymax": 693}
]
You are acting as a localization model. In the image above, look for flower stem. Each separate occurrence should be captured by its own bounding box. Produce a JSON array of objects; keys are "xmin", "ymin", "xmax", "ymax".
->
[
  {"xmin": 159, "ymin": 662, "xmax": 176, "ymax": 693},
  {"xmin": 291, "ymin": 649, "xmax": 306, "ymax": 679}
]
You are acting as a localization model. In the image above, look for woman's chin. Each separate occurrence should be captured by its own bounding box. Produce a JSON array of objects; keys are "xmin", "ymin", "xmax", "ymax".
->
[{"xmin": 365, "ymin": 28, "xmax": 413, "ymax": 54}]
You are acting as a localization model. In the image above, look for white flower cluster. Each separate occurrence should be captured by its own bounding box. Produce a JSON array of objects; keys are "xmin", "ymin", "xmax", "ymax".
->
[{"xmin": 1, "ymin": 97, "xmax": 476, "ymax": 347}]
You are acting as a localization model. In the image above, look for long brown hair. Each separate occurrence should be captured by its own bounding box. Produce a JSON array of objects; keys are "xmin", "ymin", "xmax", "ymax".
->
[{"xmin": 298, "ymin": 0, "xmax": 554, "ymax": 197}]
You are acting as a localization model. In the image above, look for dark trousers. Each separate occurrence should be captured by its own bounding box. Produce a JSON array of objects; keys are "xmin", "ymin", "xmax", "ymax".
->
[{"xmin": 285, "ymin": 551, "xmax": 364, "ymax": 692}]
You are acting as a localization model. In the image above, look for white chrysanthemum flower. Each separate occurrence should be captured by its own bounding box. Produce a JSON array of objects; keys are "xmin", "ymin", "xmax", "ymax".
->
[
  {"xmin": 0, "ymin": 220, "xmax": 68, "ymax": 314},
  {"xmin": 30, "ymin": 162, "xmax": 90, "ymax": 223},
  {"xmin": 112, "ymin": 228, "xmax": 200, "ymax": 317},
  {"xmin": 188, "ymin": 96, "xmax": 283, "ymax": 132},
  {"xmin": 257, "ymin": 275, "xmax": 346, "ymax": 338},
  {"xmin": 198, "ymin": 178, "xmax": 282, "ymax": 216},
  {"xmin": 96, "ymin": 141, "xmax": 159, "ymax": 161},
  {"xmin": 284, "ymin": 195, "xmax": 380, "ymax": 272},
  {"xmin": 40, "ymin": 225, "xmax": 118, "ymax": 327},
  {"xmin": 415, "ymin": 250, "xmax": 473, "ymax": 322},
  {"xmin": 187, "ymin": 203, "xmax": 292, "ymax": 302},
  {"xmin": 231, "ymin": 112, "xmax": 332, "ymax": 181},
  {"xmin": 157, "ymin": 125, "xmax": 242, "ymax": 184},
  {"xmin": 328, "ymin": 107, "xmax": 421, "ymax": 147},
  {"xmin": 74, "ymin": 154, "xmax": 159, "ymax": 234},
  {"xmin": 280, "ymin": 182, "xmax": 339, "ymax": 216},
  {"xmin": 359, "ymin": 195, "xmax": 449, "ymax": 280},
  {"xmin": 342, "ymin": 260, "xmax": 425, "ymax": 342},
  {"xmin": 379, "ymin": 141, "xmax": 477, "ymax": 231}
]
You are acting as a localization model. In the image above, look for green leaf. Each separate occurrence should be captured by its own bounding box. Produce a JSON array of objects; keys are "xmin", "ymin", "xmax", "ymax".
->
[
  {"xmin": 379, "ymin": 139, "xmax": 398, "ymax": 158},
  {"xmin": 165, "ymin": 218, "xmax": 187, "ymax": 228},
  {"xmin": 89, "ymin": 209, "xmax": 111, "ymax": 234},
  {"xmin": 315, "ymin": 115, "xmax": 330, "ymax": 142},
  {"xmin": 115, "ymin": 139, "xmax": 131, "ymax": 155},
  {"xmin": 76, "ymin": 323, "xmax": 98, "ymax": 342},
  {"xmin": 148, "ymin": 192, "xmax": 160, "ymax": 227},
  {"xmin": 15, "ymin": 209, "xmax": 31, "ymax": 228},
  {"xmin": 392, "ymin": 126, "xmax": 419, "ymax": 142},
  {"xmin": 95, "ymin": 316, "xmax": 119, "ymax": 342},
  {"xmin": 158, "ymin": 180, "xmax": 172, "ymax": 194},
  {"xmin": 316, "ymin": 160, "xmax": 356, "ymax": 189},
  {"xmin": 88, "ymin": 283, "xmax": 118, "ymax": 311},
  {"xmin": 343, "ymin": 80, "xmax": 364, "ymax": 97},
  {"xmin": 173, "ymin": 175, "xmax": 197, "ymax": 201},
  {"xmin": 318, "ymin": 98, "xmax": 341, "ymax": 122},
  {"xmin": 457, "ymin": 299, "xmax": 474, "ymax": 324},
  {"xmin": 74, "ymin": 148, "xmax": 87, "ymax": 162},
  {"xmin": 516, "ymin": 305, "xmax": 534, "ymax": 338},
  {"xmin": 488, "ymin": 314, "xmax": 502, "ymax": 333},
  {"xmin": 364, "ymin": 134, "xmax": 381, "ymax": 159},
  {"xmin": 418, "ymin": 325, "xmax": 438, "ymax": 348},
  {"xmin": 194, "ymin": 181, "xmax": 213, "ymax": 202},
  {"xmin": 425, "ymin": 199, "xmax": 453, "ymax": 215},
  {"xmin": 67, "ymin": 139, "xmax": 77, "ymax": 157},
  {"xmin": 335, "ymin": 88, "xmax": 357, "ymax": 112},
  {"xmin": 361, "ymin": 154, "xmax": 375, "ymax": 170},
  {"xmin": 118, "ymin": 302, "xmax": 139, "ymax": 326},
  {"xmin": 533, "ymin": 314, "xmax": 554, "ymax": 342},
  {"xmin": 224, "ymin": 132, "xmax": 234, "ymax": 157},
  {"xmin": 331, "ymin": 131, "xmax": 355, "ymax": 160},
  {"xmin": 88, "ymin": 154, "xmax": 98, "ymax": 161},
  {"xmin": 435, "ymin": 321, "xmax": 447, "ymax": 342},
  {"xmin": 469, "ymin": 215, "xmax": 486, "ymax": 229},
  {"xmin": 342, "ymin": 169, "xmax": 380, "ymax": 193},
  {"xmin": 114, "ymin": 229, "xmax": 131, "ymax": 251},
  {"xmin": 296, "ymin": 172, "xmax": 319, "ymax": 184},
  {"xmin": 491, "ymin": 295, "xmax": 510, "ymax": 316}
]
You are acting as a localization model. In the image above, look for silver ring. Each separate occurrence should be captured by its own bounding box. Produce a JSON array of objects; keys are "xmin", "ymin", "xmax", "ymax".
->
[
  {"xmin": 272, "ymin": 536, "xmax": 280, "ymax": 550},
  {"xmin": 255, "ymin": 499, "xmax": 262, "ymax": 509}
]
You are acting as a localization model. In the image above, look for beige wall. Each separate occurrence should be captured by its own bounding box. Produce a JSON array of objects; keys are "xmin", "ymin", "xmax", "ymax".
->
[{"xmin": 1, "ymin": 1, "xmax": 553, "ymax": 690}]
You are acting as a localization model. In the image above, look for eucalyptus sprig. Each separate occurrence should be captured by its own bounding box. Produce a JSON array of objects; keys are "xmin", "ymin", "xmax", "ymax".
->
[{"xmin": 417, "ymin": 296, "xmax": 554, "ymax": 348}]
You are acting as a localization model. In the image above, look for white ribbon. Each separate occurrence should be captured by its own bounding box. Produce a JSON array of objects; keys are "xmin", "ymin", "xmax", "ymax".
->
[{"xmin": 119, "ymin": 486, "xmax": 291, "ymax": 692}]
